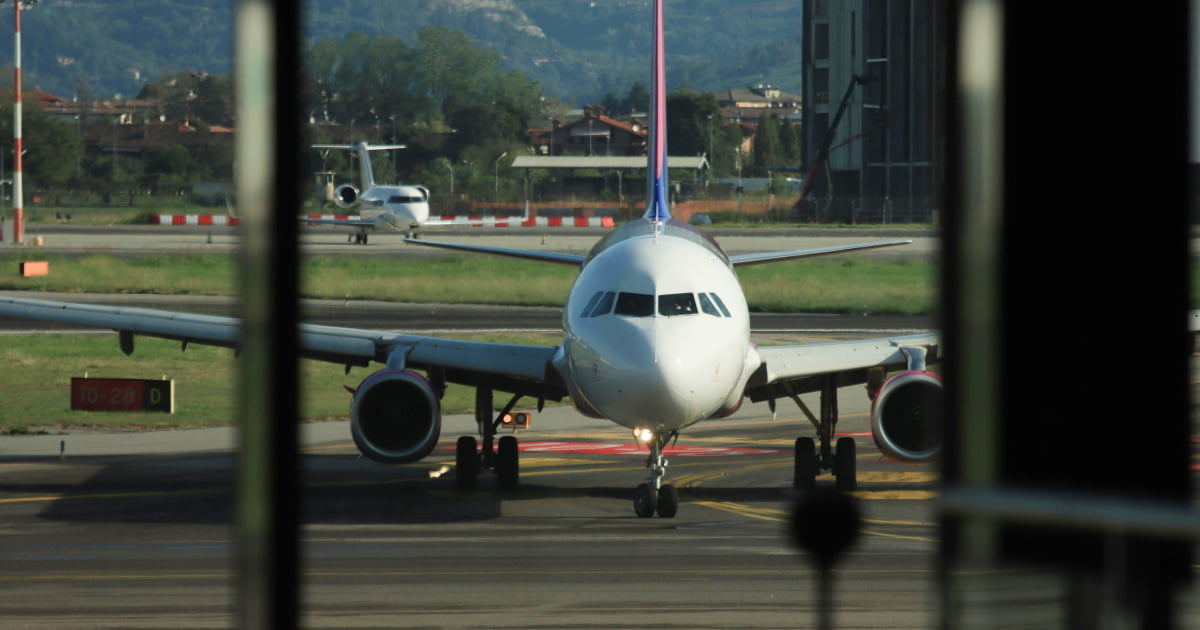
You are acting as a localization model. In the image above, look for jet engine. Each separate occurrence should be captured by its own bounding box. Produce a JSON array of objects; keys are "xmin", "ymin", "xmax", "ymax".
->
[
  {"xmin": 869, "ymin": 370, "xmax": 943, "ymax": 463},
  {"xmin": 333, "ymin": 184, "xmax": 360, "ymax": 208},
  {"xmin": 349, "ymin": 369, "xmax": 442, "ymax": 464}
]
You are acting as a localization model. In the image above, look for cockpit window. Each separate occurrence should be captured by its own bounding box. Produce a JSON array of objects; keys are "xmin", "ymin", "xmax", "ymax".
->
[
  {"xmin": 580, "ymin": 291, "xmax": 617, "ymax": 318},
  {"xmin": 388, "ymin": 195, "xmax": 424, "ymax": 203},
  {"xmin": 614, "ymin": 292, "xmax": 655, "ymax": 317},
  {"xmin": 709, "ymin": 292, "xmax": 732, "ymax": 317},
  {"xmin": 579, "ymin": 292, "xmax": 603, "ymax": 318},
  {"xmin": 698, "ymin": 293, "xmax": 721, "ymax": 317},
  {"xmin": 589, "ymin": 291, "xmax": 616, "ymax": 317},
  {"xmin": 658, "ymin": 293, "xmax": 697, "ymax": 316}
]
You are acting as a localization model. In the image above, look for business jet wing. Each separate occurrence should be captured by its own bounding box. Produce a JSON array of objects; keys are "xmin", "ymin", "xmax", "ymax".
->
[
  {"xmin": 300, "ymin": 216, "xmax": 377, "ymax": 228},
  {"xmin": 0, "ymin": 296, "xmax": 565, "ymax": 399}
]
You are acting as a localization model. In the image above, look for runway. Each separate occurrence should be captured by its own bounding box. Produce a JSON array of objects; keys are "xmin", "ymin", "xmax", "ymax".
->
[
  {"xmin": 0, "ymin": 394, "xmax": 937, "ymax": 629},
  {"xmin": 0, "ymin": 223, "xmax": 948, "ymax": 628},
  {"xmin": 2, "ymin": 224, "xmax": 1193, "ymax": 627}
]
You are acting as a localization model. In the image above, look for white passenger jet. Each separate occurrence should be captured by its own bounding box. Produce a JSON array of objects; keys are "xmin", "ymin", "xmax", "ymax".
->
[
  {"xmin": 305, "ymin": 142, "xmax": 432, "ymax": 242},
  {"xmin": 0, "ymin": 0, "xmax": 941, "ymax": 517}
]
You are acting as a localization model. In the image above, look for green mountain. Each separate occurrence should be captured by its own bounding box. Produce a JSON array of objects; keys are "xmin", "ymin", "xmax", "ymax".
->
[{"xmin": 1, "ymin": 0, "xmax": 802, "ymax": 105}]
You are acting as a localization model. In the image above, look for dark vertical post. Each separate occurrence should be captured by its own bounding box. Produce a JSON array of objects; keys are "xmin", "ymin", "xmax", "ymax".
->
[{"xmin": 234, "ymin": 0, "xmax": 302, "ymax": 628}]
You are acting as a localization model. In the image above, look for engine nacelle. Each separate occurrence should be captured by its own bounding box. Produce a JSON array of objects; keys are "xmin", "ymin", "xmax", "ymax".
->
[
  {"xmin": 349, "ymin": 369, "xmax": 441, "ymax": 464},
  {"xmin": 333, "ymin": 184, "xmax": 360, "ymax": 208},
  {"xmin": 870, "ymin": 370, "xmax": 943, "ymax": 463}
]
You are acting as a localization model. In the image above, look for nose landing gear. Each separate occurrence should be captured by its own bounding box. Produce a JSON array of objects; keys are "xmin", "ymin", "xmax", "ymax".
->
[{"xmin": 633, "ymin": 431, "xmax": 679, "ymax": 518}]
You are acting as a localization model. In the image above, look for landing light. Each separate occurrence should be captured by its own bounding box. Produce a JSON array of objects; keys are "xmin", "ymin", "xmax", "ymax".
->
[
  {"xmin": 502, "ymin": 412, "xmax": 531, "ymax": 429},
  {"xmin": 634, "ymin": 428, "xmax": 655, "ymax": 444}
]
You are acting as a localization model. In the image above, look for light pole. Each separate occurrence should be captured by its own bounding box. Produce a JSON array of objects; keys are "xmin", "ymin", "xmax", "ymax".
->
[
  {"xmin": 3, "ymin": 0, "xmax": 35, "ymax": 244},
  {"xmin": 112, "ymin": 116, "xmax": 119, "ymax": 187},
  {"xmin": 74, "ymin": 114, "xmax": 81, "ymax": 181},
  {"xmin": 494, "ymin": 151, "xmax": 507, "ymax": 202},
  {"xmin": 390, "ymin": 115, "xmax": 396, "ymax": 181}
]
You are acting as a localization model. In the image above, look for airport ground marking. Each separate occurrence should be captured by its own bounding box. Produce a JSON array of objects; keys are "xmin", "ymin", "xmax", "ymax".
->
[
  {"xmin": 692, "ymin": 498, "xmax": 938, "ymax": 542},
  {"xmin": 0, "ymin": 565, "xmax": 940, "ymax": 584}
]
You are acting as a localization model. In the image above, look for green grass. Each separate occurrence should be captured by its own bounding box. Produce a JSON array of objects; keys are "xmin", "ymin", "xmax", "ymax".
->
[
  {"xmin": 0, "ymin": 332, "xmax": 563, "ymax": 434},
  {"xmin": 0, "ymin": 249, "xmax": 938, "ymax": 432},
  {"xmin": 2, "ymin": 251, "xmax": 937, "ymax": 314}
]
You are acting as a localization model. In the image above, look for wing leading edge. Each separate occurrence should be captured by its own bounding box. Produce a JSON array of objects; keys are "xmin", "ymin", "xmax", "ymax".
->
[{"xmin": 0, "ymin": 296, "xmax": 565, "ymax": 399}]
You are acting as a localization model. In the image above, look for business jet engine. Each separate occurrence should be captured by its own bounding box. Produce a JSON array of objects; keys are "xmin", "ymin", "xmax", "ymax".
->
[
  {"xmin": 333, "ymin": 184, "xmax": 360, "ymax": 208},
  {"xmin": 869, "ymin": 370, "xmax": 943, "ymax": 463},
  {"xmin": 349, "ymin": 369, "xmax": 442, "ymax": 464}
]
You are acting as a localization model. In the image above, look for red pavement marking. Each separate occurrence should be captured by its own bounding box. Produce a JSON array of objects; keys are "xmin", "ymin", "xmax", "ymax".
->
[{"xmin": 439, "ymin": 441, "xmax": 789, "ymax": 457}]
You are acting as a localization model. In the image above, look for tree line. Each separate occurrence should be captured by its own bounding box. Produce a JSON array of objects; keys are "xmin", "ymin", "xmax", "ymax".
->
[{"xmin": 4, "ymin": 27, "xmax": 802, "ymax": 206}]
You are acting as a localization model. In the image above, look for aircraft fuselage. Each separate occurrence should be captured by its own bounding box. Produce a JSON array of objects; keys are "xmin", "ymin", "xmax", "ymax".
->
[
  {"xmin": 554, "ymin": 218, "xmax": 758, "ymax": 436},
  {"xmin": 359, "ymin": 184, "xmax": 431, "ymax": 231}
]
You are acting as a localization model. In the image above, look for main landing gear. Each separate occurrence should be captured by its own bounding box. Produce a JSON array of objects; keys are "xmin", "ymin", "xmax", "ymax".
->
[
  {"xmin": 633, "ymin": 431, "xmax": 680, "ymax": 518},
  {"xmin": 350, "ymin": 230, "xmax": 369, "ymax": 245},
  {"xmin": 778, "ymin": 377, "xmax": 857, "ymax": 491},
  {"xmin": 455, "ymin": 386, "xmax": 523, "ymax": 491}
]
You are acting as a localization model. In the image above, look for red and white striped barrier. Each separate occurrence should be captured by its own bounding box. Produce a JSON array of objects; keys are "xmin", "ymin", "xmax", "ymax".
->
[
  {"xmin": 153, "ymin": 215, "xmax": 615, "ymax": 228},
  {"xmin": 437, "ymin": 216, "xmax": 615, "ymax": 228},
  {"xmin": 151, "ymin": 215, "xmax": 241, "ymax": 226}
]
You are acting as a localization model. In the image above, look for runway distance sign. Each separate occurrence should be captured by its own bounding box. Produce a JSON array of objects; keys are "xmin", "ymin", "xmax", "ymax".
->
[{"xmin": 70, "ymin": 377, "xmax": 175, "ymax": 413}]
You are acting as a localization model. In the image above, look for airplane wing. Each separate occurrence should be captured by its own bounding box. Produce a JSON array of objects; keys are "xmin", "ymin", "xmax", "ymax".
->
[
  {"xmin": 745, "ymin": 332, "xmax": 940, "ymax": 399},
  {"xmin": 0, "ymin": 296, "xmax": 566, "ymax": 400},
  {"xmin": 403, "ymin": 237, "xmax": 587, "ymax": 266},
  {"xmin": 300, "ymin": 217, "xmax": 377, "ymax": 228},
  {"xmin": 729, "ymin": 240, "xmax": 913, "ymax": 266},
  {"xmin": 405, "ymin": 236, "xmax": 908, "ymax": 268}
]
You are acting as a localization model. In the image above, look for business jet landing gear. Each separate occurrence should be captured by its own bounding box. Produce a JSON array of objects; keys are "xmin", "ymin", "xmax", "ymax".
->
[
  {"xmin": 784, "ymin": 377, "xmax": 857, "ymax": 491},
  {"xmin": 351, "ymin": 230, "xmax": 369, "ymax": 245},
  {"xmin": 633, "ymin": 432, "xmax": 679, "ymax": 518},
  {"xmin": 455, "ymin": 387, "xmax": 522, "ymax": 491}
]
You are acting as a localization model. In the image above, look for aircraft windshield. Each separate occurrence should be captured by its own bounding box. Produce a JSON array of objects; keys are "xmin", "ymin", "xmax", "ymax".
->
[
  {"xmin": 580, "ymin": 291, "xmax": 729, "ymax": 319},
  {"xmin": 658, "ymin": 293, "xmax": 697, "ymax": 316},
  {"xmin": 614, "ymin": 292, "xmax": 655, "ymax": 317}
]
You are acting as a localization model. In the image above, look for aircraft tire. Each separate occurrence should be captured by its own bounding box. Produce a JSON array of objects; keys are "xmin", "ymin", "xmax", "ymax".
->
[
  {"xmin": 456, "ymin": 436, "xmax": 480, "ymax": 491},
  {"xmin": 634, "ymin": 483, "xmax": 657, "ymax": 518},
  {"xmin": 496, "ymin": 435, "xmax": 519, "ymax": 490},
  {"xmin": 834, "ymin": 437, "xmax": 857, "ymax": 491},
  {"xmin": 794, "ymin": 437, "xmax": 817, "ymax": 489},
  {"xmin": 657, "ymin": 484, "xmax": 679, "ymax": 518}
]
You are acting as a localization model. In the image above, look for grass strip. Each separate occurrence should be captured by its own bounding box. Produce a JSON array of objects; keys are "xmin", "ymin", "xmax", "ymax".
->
[
  {"xmin": 1, "ymin": 252, "xmax": 938, "ymax": 315},
  {"xmin": 0, "ymin": 332, "xmax": 564, "ymax": 434}
]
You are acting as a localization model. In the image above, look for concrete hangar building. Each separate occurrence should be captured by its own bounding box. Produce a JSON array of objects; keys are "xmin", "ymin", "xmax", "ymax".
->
[{"xmin": 800, "ymin": 0, "xmax": 940, "ymax": 223}]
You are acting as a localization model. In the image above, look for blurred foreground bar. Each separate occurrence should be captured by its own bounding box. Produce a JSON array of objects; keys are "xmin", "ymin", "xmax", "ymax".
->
[{"xmin": 939, "ymin": 1, "xmax": 1194, "ymax": 628}]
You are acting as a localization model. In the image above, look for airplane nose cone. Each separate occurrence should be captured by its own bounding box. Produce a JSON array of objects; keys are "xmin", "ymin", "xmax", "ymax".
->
[{"xmin": 593, "ymin": 319, "xmax": 735, "ymax": 428}]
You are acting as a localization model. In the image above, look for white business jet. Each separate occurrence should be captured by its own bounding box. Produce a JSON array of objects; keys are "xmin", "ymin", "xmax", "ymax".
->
[
  {"xmin": 306, "ymin": 142, "xmax": 432, "ymax": 242},
  {"xmin": 0, "ymin": 0, "xmax": 941, "ymax": 518}
]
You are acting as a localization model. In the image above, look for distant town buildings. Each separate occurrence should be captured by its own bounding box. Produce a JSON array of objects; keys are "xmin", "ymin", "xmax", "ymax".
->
[
  {"xmin": 536, "ymin": 105, "xmax": 648, "ymax": 157},
  {"xmin": 715, "ymin": 83, "xmax": 802, "ymax": 124}
]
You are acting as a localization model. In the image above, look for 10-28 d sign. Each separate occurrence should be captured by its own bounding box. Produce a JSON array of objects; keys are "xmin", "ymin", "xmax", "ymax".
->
[{"xmin": 70, "ymin": 378, "xmax": 175, "ymax": 414}]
